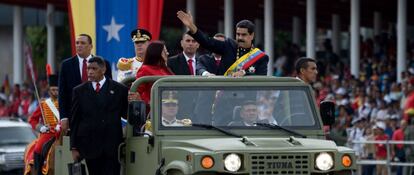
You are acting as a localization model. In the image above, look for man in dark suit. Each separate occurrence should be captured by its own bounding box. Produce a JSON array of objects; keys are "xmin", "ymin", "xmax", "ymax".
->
[
  {"xmin": 192, "ymin": 33, "xmax": 224, "ymax": 123},
  {"xmin": 168, "ymin": 33, "xmax": 200, "ymax": 118},
  {"xmin": 177, "ymin": 11, "xmax": 269, "ymax": 76},
  {"xmin": 58, "ymin": 34, "xmax": 112, "ymax": 133},
  {"xmin": 197, "ymin": 33, "xmax": 225, "ymax": 76},
  {"xmin": 168, "ymin": 33, "xmax": 199, "ymax": 75},
  {"xmin": 70, "ymin": 56, "xmax": 128, "ymax": 175}
]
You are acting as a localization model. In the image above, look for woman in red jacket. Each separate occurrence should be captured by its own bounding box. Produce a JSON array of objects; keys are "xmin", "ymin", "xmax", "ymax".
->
[{"xmin": 136, "ymin": 41, "xmax": 174, "ymax": 104}]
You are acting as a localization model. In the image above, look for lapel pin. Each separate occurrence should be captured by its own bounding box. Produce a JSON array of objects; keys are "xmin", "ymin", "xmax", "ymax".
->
[{"xmin": 110, "ymin": 90, "xmax": 114, "ymax": 94}]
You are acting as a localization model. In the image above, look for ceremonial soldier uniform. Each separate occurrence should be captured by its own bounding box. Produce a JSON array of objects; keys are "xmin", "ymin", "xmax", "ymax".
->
[
  {"xmin": 25, "ymin": 75, "xmax": 60, "ymax": 175},
  {"xmin": 161, "ymin": 94, "xmax": 192, "ymax": 127},
  {"xmin": 117, "ymin": 28, "xmax": 152, "ymax": 82}
]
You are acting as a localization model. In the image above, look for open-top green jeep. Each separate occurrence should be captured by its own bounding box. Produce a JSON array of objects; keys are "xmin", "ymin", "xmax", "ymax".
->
[
  {"xmin": 55, "ymin": 76, "xmax": 356, "ymax": 175},
  {"xmin": 124, "ymin": 76, "xmax": 356, "ymax": 175}
]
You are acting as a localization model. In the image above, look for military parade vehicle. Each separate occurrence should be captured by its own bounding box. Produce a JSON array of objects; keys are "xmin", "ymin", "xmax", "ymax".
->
[{"xmin": 54, "ymin": 76, "xmax": 356, "ymax": 175}]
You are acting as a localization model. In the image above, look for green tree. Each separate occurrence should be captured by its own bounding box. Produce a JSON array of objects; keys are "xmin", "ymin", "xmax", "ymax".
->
[{"xmin": 26, "ymin": 26, "xmax": 47, "ymax": 79}]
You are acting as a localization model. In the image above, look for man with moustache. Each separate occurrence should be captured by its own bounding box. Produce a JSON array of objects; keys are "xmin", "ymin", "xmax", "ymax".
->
[{"xmin": 177, "ymin": 11, "xmax": 269, "ymax": 76}]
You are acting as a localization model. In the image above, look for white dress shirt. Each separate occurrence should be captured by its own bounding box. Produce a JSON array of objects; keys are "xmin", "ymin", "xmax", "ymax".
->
[{"xmin": 92, "ymin": 76, "xmax": 106, "ymax": 91}]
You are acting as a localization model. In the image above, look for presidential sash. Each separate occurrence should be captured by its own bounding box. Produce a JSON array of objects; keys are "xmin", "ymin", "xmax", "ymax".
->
[{"xmin": 224, "ymin": 48, "xmax": 266, "ymax": 76}]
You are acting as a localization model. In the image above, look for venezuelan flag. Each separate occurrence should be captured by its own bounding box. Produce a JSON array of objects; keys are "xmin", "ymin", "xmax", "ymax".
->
[{"xmin": 68, "ymin": 0, "xmax": 163, "ymax": 64}]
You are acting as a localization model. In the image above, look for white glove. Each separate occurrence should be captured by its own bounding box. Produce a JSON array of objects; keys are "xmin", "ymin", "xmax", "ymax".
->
[
  {"xmin": 55, "ymin": 124, "xmax": 61, "ymax": 132},
  {"xmin": 202, "ymin": 71, "xmax": 215, "ymax": 76},
  {"xmin": 39, "ymin": 126, "xmax": 50, "ymax": 133}
]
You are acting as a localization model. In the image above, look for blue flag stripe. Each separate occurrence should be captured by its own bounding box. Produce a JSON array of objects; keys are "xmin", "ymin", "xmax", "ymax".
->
[{"xmin": 95, "ymin": 0, "xmax": 138, "ymax": 64}]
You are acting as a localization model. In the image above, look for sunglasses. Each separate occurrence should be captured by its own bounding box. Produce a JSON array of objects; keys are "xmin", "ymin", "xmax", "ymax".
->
[{"xmin": 134, "ymin": 41, "xmax": 147, "ymax": 44}]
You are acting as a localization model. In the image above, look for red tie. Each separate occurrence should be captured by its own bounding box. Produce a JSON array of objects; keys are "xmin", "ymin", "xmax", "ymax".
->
[
  {"xmin": 81, "ymin": 59, "xmax": 88, "ymax": 82},
  {"xmin": 187, "ymin": 59, "xmax": 194, "ymax": 75},
  {"xmin": 95, "ymin": 82, "xmax": 100, "ymax": 93}
]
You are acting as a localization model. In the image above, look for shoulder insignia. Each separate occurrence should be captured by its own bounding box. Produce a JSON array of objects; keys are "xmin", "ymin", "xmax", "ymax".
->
[
  {"xmin": 117, "ymin": 58, "xmax": 133, "ymax": 71},
  {"xmin": 178, "ymin": 119, "xmax": 192, "ymax": 126}
]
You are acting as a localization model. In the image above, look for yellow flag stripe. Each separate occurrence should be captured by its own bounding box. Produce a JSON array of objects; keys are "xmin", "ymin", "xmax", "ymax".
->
[
  {"xmin": 70, "ymin": 0, "xmax": 97, "ymax": 55},
  {"xmin": 224, "ymin": 48, "xmax": 260, "ymax": 76}
]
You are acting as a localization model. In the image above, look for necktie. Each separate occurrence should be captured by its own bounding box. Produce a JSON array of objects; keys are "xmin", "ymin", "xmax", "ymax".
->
[
  {"xmin": 81, "ymin": 59, "xmax": 88, "ymax": 82},
  {"xmin": 215, "ymin": 59, "xmax": 221, "ymax": 67},
  {"xmin": 187, "ymin": 59, "xmax": 194, "ymax": 75},
  {"xmin": 95, "ymin": 82, "xmax": 100, "ymax": 93}
]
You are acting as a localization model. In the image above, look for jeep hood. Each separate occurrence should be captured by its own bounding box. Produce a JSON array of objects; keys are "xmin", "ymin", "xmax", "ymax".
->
[{"xmin": 162, "ymin": 137, "xmax": 345, "ymax": 153}]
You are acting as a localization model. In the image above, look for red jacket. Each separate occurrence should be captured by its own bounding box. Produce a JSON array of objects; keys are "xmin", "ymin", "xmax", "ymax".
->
[
  {"xmin": 136, "ymin": 65, "xmax": 173, "ymax": 104},
  {"xmin": 28, "ymin": 106, "xmax": 42, "ymax": 130},
  {"xmin": 375, "ymin": 134, "xmax": 389, "ymax": 158}
]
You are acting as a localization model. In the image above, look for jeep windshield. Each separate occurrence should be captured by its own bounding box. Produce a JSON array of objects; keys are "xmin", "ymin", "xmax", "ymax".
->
[{"xmin": 157, "ymin": 86, "xmax": 319, "ymax": 130}]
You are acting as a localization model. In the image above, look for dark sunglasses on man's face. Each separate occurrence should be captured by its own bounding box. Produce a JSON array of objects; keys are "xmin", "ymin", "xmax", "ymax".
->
[{"xmin": 134, "ymin": 41, "xmax": 146, "ymax": 44}]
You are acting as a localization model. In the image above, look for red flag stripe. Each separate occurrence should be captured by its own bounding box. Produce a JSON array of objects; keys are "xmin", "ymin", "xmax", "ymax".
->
[{"xmin": 241, "ymin": 52, "xmax": 266, "ymax": 70}]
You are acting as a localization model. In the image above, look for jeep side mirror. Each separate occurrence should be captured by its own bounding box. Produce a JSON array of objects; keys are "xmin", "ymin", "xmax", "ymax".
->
[
  {"xmin": 128, "ymin": 101, "xmax": 146, "ymax": 130},
  {"xmin": 320, "ymin": 101, "xmax": 335, "ymax": 126}
]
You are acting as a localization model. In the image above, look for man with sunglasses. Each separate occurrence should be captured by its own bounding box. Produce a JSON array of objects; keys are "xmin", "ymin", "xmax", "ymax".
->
[
  {"xmin": 161, "ymin": 97, "xmax": 183, "ymax": 126},
  {"xmin": 117, "ymin": 28, "xmax": 152, "ymax": 82}
]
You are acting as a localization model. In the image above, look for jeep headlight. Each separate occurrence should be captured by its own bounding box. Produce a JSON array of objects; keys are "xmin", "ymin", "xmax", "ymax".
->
[
  {"xmin": 224, "ymin": 153, "xmax": 241, "ymax": 172},
  {"xmin": 315, "ymin": 152, "xmax": 333, "ymax": 171}
]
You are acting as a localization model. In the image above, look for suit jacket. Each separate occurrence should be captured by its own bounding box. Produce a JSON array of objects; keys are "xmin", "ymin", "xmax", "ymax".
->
[
  {"xmin": 70, "ymin": 79, "xmax": 128, "ymax": 159},
  {"xmin": 58, "ymin": 55, "xmax": 112, "ymax": 120},
  {"xmin": 167, "ymin": 53, "xmax": 198, "ymax": 118},
  {"xmin": 196, "ymin": 54, "xmax": 220, "ymax": 75},
  {"xmin": 189, "ymin": 30, "xmax": 269, "ymax": 75},
  {"xmin": 167, "ymin": 53, "xmax": 197, "ymax": 75}
]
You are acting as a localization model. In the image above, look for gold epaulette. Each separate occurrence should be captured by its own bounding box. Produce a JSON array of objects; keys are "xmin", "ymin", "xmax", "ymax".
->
[
  {"xmin": 177, "ymin": 119, "xmax": 192, "ymax": 126},
  {"xmin": 144, "ymin": 120, "xmax": 152, "ymax": 131},
  {"xmin": 40, "ymin": 100, "xmax": 59, "ymax": 126},
  {"xmin": 117, "ymin": 58, "xmax": 134, "ymax": 71},
  {"xmin": 135, "ymin": 56, "xmax": 143, "ymax": 62}
]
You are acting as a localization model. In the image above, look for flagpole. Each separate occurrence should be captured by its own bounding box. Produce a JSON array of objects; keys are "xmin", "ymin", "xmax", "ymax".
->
[{"xmin": 24, "ymin": 43, "xmax": 46, "ymax": 124}]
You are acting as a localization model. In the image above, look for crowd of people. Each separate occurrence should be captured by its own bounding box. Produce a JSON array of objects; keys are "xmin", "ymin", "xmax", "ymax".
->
[
  {"xmin": 305, "ymin": 34, "xmax": 414, "ymax": 175},
  {"xmin": 0, "ymin": 82, "xmax": 49, "ymax": 120},
  {"xmin": 0, "ymin": 10, "xmax": 413, "ymax": 175}
]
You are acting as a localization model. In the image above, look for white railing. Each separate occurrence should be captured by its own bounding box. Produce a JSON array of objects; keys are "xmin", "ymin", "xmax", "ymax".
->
[{"xmin": 352, "ymin": 140, "xmax": 414, "ymax": 175}]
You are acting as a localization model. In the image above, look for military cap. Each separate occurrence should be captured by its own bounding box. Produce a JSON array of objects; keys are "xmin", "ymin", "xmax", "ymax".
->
[
  {"xmin": 162, "ymin": 97, "xmax": 178, "ymax": 104},
  {"xmin": 162, "ymin": 91, "xmax": 178, "ymax": 104},
  {"xmin": 131, "ymin": 28, "xmax": 152, "ymax": 42}
]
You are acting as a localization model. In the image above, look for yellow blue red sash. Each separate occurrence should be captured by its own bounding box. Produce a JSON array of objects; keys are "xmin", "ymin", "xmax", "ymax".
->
[{"xmin": 224, "ymin": 48, "xmax": 266, "ymax": 76}]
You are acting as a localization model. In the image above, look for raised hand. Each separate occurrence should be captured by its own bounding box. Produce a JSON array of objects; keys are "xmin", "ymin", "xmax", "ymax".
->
[{"xmin": 177, "ymin": 10, "xmax": 197, "ymax": 33}]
